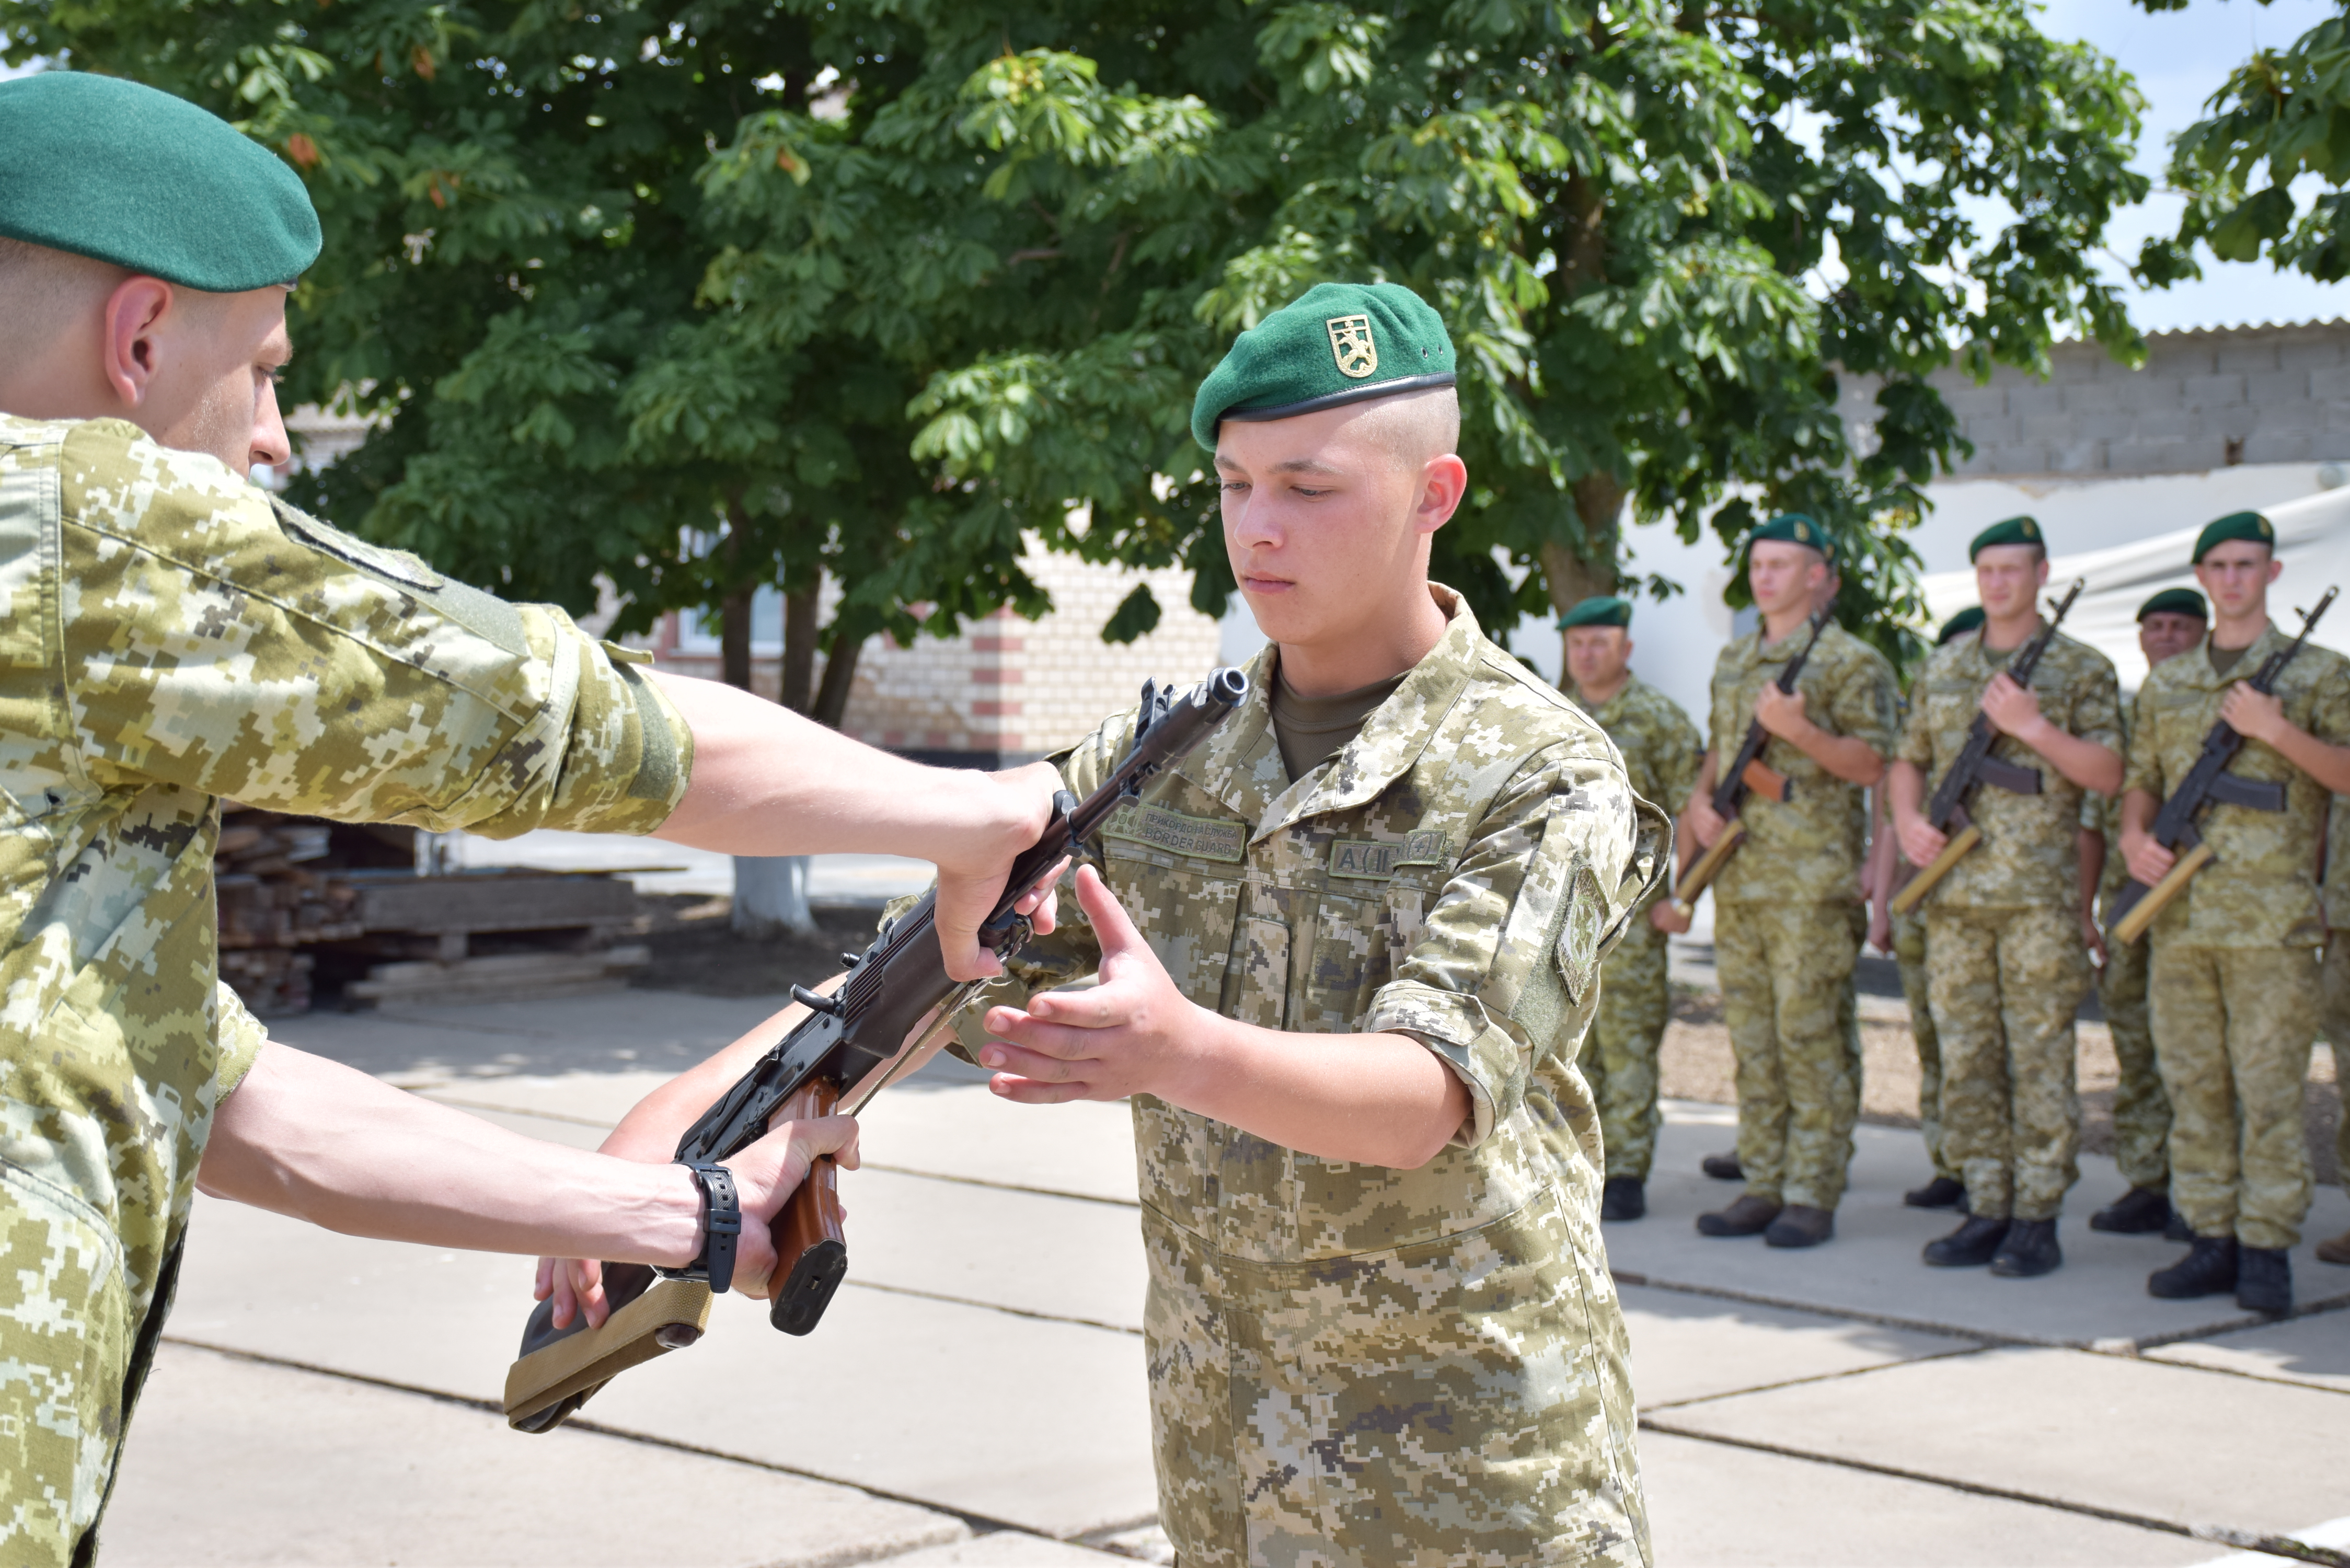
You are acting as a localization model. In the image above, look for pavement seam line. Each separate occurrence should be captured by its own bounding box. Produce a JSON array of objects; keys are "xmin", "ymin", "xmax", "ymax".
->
[
  {"xmin": 842, "ymin": 1277, "xmax": 1144, "ymax": 1336},
  {"xmin": 1637, "ymin": 1415, "xmax": 2349, "ymax": 1566},
  {"xmin": 157, "ymin": 1334, "xmax": 1051, "ymax": 1550},
  {"xmin": 1637, "ymin": 1343, "xmax": 1995, "ymax": 1411}
]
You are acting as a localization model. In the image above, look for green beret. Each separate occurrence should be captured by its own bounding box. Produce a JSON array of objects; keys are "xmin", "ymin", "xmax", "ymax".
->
[
  {"xmin": 1192, "ymin": 281, "xmax": 1457, "ymax": 449},
  {"xmin": 0, "ymin": 73, "xmax": 320, "ymax": 292},
  {"xmin": 2138, "ymin": 587, "xmax": 2209, "ymax": 622},
  {"xmin": 1968, "ymin": 515, "xmax": 2044, "ymax": 560},
  {"xmin": 1745, "ymin": 512, "xmax": 1835, "ymax": 562},
  {"xmin": 2192, "ymin": 510, "xmax": 2275, "ymax": 563},
  {"xmin": 1937, "ymin": 606, "xmax": 1985, "ymax": 645},
  {"xmin": 1558, "ymin": 595, "xmax": 1633, "ymax": 630}
]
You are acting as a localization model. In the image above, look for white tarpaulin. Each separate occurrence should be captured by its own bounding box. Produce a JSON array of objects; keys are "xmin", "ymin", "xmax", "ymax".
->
[{"xmin": 1919, "ymin": 485, "xmax": 2350, "ymax": 690}]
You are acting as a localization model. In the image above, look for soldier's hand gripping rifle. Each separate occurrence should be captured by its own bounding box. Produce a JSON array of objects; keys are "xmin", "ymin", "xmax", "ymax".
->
[
  {"xmin": 2105, "ymin": 589, "xmax": 2338, "ymax": 946},
  {"xmin": 1670, "ymin": 607, "xmax": 1834, "ymax": 920},
  {"xmin": 501, "ymin": 665, "xmax": 1250, "ymax": 1434},
  {"xmin": 1888, "ymin": 580, "xmax": 2086, "ymax": 915}
]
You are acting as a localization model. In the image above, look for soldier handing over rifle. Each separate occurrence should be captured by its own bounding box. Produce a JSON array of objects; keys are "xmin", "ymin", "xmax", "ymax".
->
[{"xmin": 1887, "ymin": 518, "xmax": 2123, "ymax": 1279}]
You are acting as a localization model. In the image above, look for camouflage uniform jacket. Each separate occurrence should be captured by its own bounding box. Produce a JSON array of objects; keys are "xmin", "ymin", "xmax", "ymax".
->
[
  {"xmin": 953, "ymin": 590, "xmax": 1669, "ymax": 1560},
  {"xmin": 0, "ymin": 415, "xmax": 689, "ymax": 1463},
  {"xmin": 2122, "ymin": 624, "xmax": 2350, "ymax": 948},
  {"xmin": 1572, "ymin": 674, "xmax": 1701, "ymax": 916},
  {"xmin": 1706, "ymin": 620, "xmax": 1897, "ymax": 905},
  {"xmin": 1898, "ymin": 627, "xmax": 2122, "ymax": 911},
  {"xmin": 2329, "ymin": 796, "xmax": 2350, "ymax": 929}
]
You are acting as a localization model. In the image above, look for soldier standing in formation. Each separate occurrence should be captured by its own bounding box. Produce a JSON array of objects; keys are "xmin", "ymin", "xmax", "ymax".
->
[
  {"xmin": 2122, "ymin": 511, "xmax": 2350, "ymax": 1315},
  {"xmin": 2084, "ymin": 589, "xmax": 2207, "ymax": 1240},
  {"xmin": 581, "ymin": 282, "xmax": 1669, "ymax": 1564},
  {"xmin": 2319, "ymin": 799, "xmax": 2350, "ymax": 1266},
  {"xmin": 1891, "ymin": 518, "xmax": 2123, "ymax": 1277},
  {"xmin": 1561, "ymin": 595, "xmax": 1704, "ymax": 1223},
  {"xmin": 1686, "ymin": 516, "xmax": 1897, "ymax": 1249},
  {"xmin": 0, "ymin": 74, "xmax": 1063, "ymax": 1563},
  {"xmin": 1879, "ymin": 605, "xmax": 1984, "ymax": 1214}
]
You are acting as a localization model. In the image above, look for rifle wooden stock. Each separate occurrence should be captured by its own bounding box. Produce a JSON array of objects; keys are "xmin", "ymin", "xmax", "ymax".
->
[
  {"xmin": 768, "ymin": 1082, "xmax": 848, "ymax": 1336},
  {"xmin": 2110, "ymin": 843, "xmax": 2216, "ymax": 946},
  {"xmin": 1671, "ymin": 818, "xmax": 1746, "ymax": 919},
  {"xmin": 1888, "ymin": 825, "xmax": 1982, "ymax": 916},
  {"xmin": 1740, "ymin": 758, "xmax": 1791, "ymax": 802},
  {"xmin": 504, "ymin": 1271, "xmax": 712, "ymax": 1432}
]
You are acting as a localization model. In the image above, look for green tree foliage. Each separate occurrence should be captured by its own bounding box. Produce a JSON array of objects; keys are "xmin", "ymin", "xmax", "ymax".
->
[
  {"xmin": 2135, "ymin": 3, "xmax": 2350, "ymax": 286},
  {"xmin": 7, "ymin": 0, "xmax": 2149, "ymax": 678}
]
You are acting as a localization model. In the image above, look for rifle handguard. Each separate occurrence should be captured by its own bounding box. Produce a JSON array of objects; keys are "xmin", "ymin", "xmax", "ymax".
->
[
  {"xmin": 2109, "ymin": 842, "xmax": 2216, "ymax": 946},
  {"xmin": 1670, "ymin": 818, "xmax": 1745, "ymax": 920},
  {"xmin": 1888, "ymin": 825, "xmax": 1982, "ymax": 916},
  {"xmin": 769, "ymin": 1081, "xmax": 848, "ymax": 1336}
]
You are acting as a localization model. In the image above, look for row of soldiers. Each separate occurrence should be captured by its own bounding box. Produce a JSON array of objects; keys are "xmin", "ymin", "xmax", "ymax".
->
[{"xmin": 1562, "ymin": 509, "xmax": 2350, "ymax": 1316}]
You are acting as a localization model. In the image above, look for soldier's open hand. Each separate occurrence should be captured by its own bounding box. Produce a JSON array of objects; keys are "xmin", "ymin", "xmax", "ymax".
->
[{"xmin": 977, "ymin": 866, "xmax": 1199, "ymax": 1106}]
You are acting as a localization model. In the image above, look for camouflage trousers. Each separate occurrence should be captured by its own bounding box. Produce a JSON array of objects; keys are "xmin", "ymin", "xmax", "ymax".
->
[
  {"xmin": 1144, "ymin": 1183, "xmax": 1651, "ymax": 1567},
  {"xmin": 0, "ymin": 1170, "xmax": 146, "ymax": 1568},
  {"xmin": 2098, "ymin": 929, "xmax": 2171, "ymax": 1192},
  {"xmin": 1925, "ymin": 906, "xmax": 2088, "ymax": 1220},
  {"xmin": 1582, "ymin": 924, "xmax": 1667, "ymax": 1181},
  {"xmin": 1716, "ymin": 901, "xmax": 1862, "ymax": 1211},
  {"xmin": 1891, "ymin": 908, "xmax": 1951, "ymax": 1181},
  {"xmin": 2150, "ymin": 941, "xmax": 2320, "ymax": 1251},
  {"xmin": 2321, "ymin": 939, "xmax": 2350, "ymax": 1197}
]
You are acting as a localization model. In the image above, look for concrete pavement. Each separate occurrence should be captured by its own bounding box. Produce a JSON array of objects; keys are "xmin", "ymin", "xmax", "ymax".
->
[{"xmin": 104, "ymin": 989, "xmax": 2350, "ymax": 1566}]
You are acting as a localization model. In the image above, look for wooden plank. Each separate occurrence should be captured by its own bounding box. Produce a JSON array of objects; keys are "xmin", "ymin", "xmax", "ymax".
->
[{"xmin": 352, "ymin": 872, "xmax": 642, "ymax": 935}]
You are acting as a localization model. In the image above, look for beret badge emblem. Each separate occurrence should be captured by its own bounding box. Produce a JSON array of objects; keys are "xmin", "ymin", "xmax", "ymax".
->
[{"xmin": 1326, "ymin": 315, "xmax": 1378, "ymax": 379}]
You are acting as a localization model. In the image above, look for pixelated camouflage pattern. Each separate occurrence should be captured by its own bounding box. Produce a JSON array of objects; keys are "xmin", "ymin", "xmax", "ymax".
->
[
  {"xmin": 2329, "ymin": 793, "xmax": 2350, "ymax": 929},
  {"xmin": 2150, "ymin": 943, "xmax": 2320, "ymax": 1250},
  {"xmin": 1923, "ymin": 906, "xmax": 2089, "ymax": 1219},
  {"xmin": 1706, "ymin": 621, "xmax": 1896, "ymax": 906},
  {"xmin": 2122, "ymin": 626, "xmax": 2350, "ymax": 949},
  {"xmin": 1572, "ymin": 675, "xmax": 1701, "ymax": 863},
  {"xmin": 2320, "ymin": 938, "xmax": 2350, "ymax": 1197},
  {"xmin": 1897, "ymin": 629, "xmax": 2121, "ymax": 912},
  {"xmin": 0, "ymin": 414, "xmax": 689, "ymax": 1560},
  {"xmin": 1715, "ymin": 902, "xmax": 1862, "ymax": 1210},
  {"xmin": 1891, "ymin": 906, "xmax": 1953, "ymax": 1182},
  {"xmin": 947, "ymin": 589, "xmax": 1664, "ymax": 1566},
  {"xmin": 1581, "ymin": 923, "xmax": 1667, "ymax": 1181}
]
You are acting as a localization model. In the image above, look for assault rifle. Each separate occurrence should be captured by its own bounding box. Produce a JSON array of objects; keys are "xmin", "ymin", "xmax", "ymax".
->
[
  {"xmin": 1889, "ymin": 580, "xmax": 2086, "ymax": 915},
  {"xmin": 502, "ymin": 665, "xmax": 1251, "ymax": 1434},
  {"xmin": 1671, "ymin": 607, "xmax": 1834, "ymax": 920},
  {"xmin": 2105, "ymin": 588, "xmax": 2339, "ymax": 945}
]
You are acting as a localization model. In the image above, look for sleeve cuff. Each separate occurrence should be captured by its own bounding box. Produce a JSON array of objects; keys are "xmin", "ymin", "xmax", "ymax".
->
[
  {"xmin": 1365, "ymin": 979, "xmax": 1507, "ymax": 1148},
  {"xmin": 212, "ymin": 981, "xmax": 270, "ymax": 1106}
]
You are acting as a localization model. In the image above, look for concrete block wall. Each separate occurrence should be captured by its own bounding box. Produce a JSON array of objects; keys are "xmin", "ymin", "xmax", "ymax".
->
[{"xmin": 1836, "ymin": 320, "xmax": 2350, "ymax": 479}]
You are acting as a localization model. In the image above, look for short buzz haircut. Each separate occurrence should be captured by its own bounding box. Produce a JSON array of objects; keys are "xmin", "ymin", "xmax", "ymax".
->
[
  {"xmin": 1346, "ymin": 385, "xmax": 1461, "ymax": 471},
  {"xmin": 0, "ymin": 235, "xmax": 132, "ymax": 364}
]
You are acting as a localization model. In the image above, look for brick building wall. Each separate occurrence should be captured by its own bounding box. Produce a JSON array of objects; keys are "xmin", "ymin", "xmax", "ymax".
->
[{"xmin": 1836, "ymin": 319, "xmax": 2350, "ymax": 480}]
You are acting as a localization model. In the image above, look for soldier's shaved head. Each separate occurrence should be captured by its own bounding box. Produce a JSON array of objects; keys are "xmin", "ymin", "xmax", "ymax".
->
[
  {"xmin": 0, "ymin": 237, "xmax": 131, "ymax": 365},
  {"xmin": 1348, "ymin": 386, "xmax": 1461, "ymax": 471}
]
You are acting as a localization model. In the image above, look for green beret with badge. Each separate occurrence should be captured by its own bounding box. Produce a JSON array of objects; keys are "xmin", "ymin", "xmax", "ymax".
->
[
  {"xmin": 1937, "ymin": 606, "xmax": 1985, "ymax": 645},
  {"xmin": 0, "ymin": 72, "xmax": 320, "ymax": 292},
  {"xmin": 2192, "ymin": 510, "xmax": 2275, "ymax": 563},
  {"xmin": 1191, "ymin": 281, "xmax": 1458, "ymax": 449},
  {"xmin": 2138, "ymin": 587, "xmax": 2209, "ymax": 622},
  {"xmin": 1968, "ymin": 515, "xmax": 2043, "ymax": 559},
  {"xmin": 1744, "ymin": 512, "xmax": 1835, "ymax": 562},
  {"xmin": 1558, "ymin": 594, "xmax": 1633, "ymax": 630}
]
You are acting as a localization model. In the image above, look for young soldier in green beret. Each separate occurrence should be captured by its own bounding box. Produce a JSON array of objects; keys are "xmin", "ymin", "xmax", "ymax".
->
[
  {"xmin": 1891, "ymin": 517, "xmax": 2123, "ymax": 1276},
  {"xmin": 2121, "ymin": 511, "xmax": 2350, "ymax": 1314},
  {"xmin": 1686, "ymin": 516, "xmax": 1896, "ymax": 1248},
  {"xmin": 0, "ymin": 73, "xmax": 1063, "ymax": 1561},
  {"xmin": 581, "ymin": 281, "xmax": 1668, "ymax": 1564},
  {"xmin": 1561, "ymin": 595, "xmax": 1703, "ymax": 1221},
  {"xmin": 2084, "ymin": 588, "xmax": 2207, "ymax": 1240},
  {"xmin": 1875, "ymin": 604, "xmax": 1989, "ymax": 1213}
]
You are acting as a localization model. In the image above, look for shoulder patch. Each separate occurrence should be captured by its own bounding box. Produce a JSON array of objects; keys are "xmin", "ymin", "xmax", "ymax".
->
[
  {"xmin": 1328, "ymin": 830, "xmax": 1450, "ymax": 880},
  {"xmin": 1102, "ymin": 802, "xmax": 1247, "ymax": 863}
]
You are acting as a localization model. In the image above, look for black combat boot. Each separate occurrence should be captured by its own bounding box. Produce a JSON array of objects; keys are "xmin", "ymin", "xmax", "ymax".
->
[
  {"xmin": 2089, "ymin": 1186, "xmax": 2173, "ymax": 1235},
  {"xmin": 1922, "ymin": 1215, "xmax": 2009, "ymax": 1267},
  {"xmin": 1701, "ymin": 1151, "xmax": 1744, "ymax": 1181},
  {"xmin": 2165, "ymin": 1211, "xmax": 2193, "ymax": 1243},
  {"xmin": 1904, "ymin": 1175, "xmax": 1965, "ymax": 1209},
  {"xmin": 1697, "ymin": 1193, "xmax": 1781, "ymax": 1237},
  {"xmin": 2148, "ymin": 1236, "xmax": 2239, "ymax": 1299},
  {"xmin": 1600, "ymin": 1177, "xmax": 1647, "ymax": 1223},
  {"xmin": 2237, "ymin": 1248, "xmax": 2292, "ymax": 1316},
  {"xmin": 1990, "ymin": 1218, "xmax": 2061, "ymax": 1278},
  {"xmin": 1764, "ymin": 1204, "xmax": 1836, "ymax": 1249}
]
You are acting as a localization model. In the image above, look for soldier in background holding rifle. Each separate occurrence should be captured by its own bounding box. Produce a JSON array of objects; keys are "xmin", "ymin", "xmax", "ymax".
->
[
  {"xmin": 2116, "ymin": 511, "xmax": 2350, "ymax": 1316},
  {"xmin": 1684, "ymin": 516, "xmax": 1896, "ymax": 1249},
  {"xmin": 1889, "ymin": 518, "xmax": 2122, "ymax": 1277}
]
